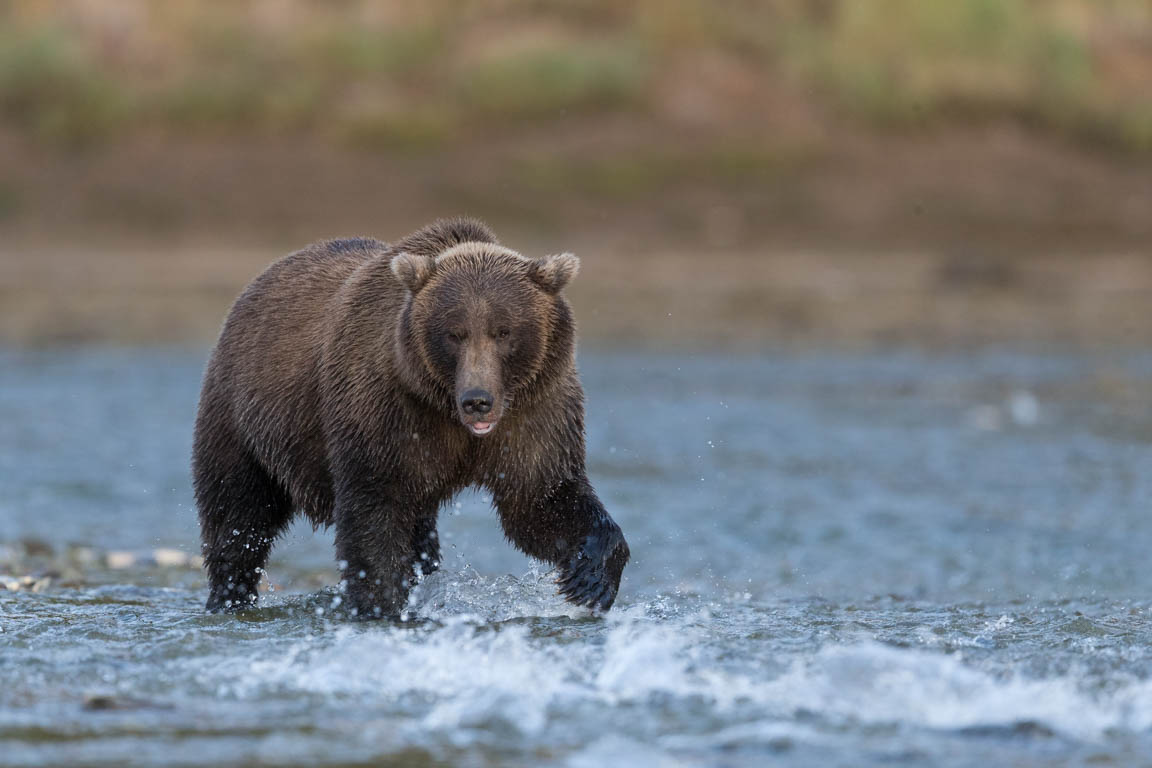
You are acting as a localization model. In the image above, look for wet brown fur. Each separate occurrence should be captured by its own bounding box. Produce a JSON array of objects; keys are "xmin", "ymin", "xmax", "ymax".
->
[{"xmin": 192, "ymin": 218, "xmax": 629, "ymax": 617}]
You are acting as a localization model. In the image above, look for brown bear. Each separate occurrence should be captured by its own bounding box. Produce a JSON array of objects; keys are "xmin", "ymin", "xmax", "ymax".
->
[{"xmin": 192, "ymin": 218, "xmax": 629, "ymax": 618}]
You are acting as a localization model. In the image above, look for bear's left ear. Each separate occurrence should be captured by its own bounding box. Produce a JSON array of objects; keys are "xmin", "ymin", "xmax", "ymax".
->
[
  {"xmin": 390, "ymin": 252, "xmax": 436, "ymax": 294},
  {"xmin": 527, "ymin": 253, "xmax": 579, "ymax": 294}
]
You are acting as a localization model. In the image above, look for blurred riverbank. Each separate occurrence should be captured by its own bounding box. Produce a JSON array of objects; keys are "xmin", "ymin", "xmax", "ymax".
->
[
  {"xmin": 1, "ymin": 0, "xmax": 1150, "ymax": 349},
  {"xmin": 4, "ymin": 235, "xmax": 1152, "ymax": 349},
  {"xmin": 2, "ymin": 124, "xmax": 1150, "ymax": 348}
]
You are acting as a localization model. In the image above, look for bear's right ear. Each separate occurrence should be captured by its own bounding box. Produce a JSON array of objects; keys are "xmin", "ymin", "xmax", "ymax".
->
[{"xmin": 390, "ymin": 252, "xmax": 436, "ymax": 294}]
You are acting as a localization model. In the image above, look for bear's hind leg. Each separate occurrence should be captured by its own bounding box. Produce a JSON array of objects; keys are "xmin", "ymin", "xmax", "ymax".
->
[{"xmin": 194, "ymin": 424, "xmax": 293, "ymax": 613}]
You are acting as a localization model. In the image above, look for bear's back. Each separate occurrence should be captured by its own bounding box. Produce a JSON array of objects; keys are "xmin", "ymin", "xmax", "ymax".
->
[
  {"xmin": 214, "ymin": 237, "xmax": 387, "ymax": 378},
  {"xmin": 203, "ymin": 237, "xmax": 392, "ymax": 513}
]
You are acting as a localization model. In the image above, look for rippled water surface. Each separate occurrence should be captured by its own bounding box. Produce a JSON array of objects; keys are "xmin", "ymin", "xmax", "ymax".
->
[{"xmin": 3, "ymin": 348, "xmax": 1152, "ymax": 767}]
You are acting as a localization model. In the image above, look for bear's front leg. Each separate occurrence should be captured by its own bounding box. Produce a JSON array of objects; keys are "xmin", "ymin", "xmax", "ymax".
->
[
  {"xmin": 496, "ymin": 476, "xmax": 629, "ymax": 612},
  {"xmin": 332, "ymin": 484, "xmax": 430, "ymax": 620},
  {"xmin": 411, "ymin": 515, "xmax": 441, "ymax": 576},
  {"xmin": 555, "ymin": 508, "xmax": 629, "ymax": 611}
]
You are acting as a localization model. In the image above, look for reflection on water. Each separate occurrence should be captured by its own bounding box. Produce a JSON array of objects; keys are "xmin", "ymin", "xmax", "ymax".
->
[{"xmin": 2, "ymin": 348, "xmax": 1152, "ymax": 766}]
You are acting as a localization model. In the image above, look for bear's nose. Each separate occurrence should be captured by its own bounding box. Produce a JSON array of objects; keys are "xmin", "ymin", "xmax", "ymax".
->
[{"xmin": 460, "ymin": 389, "xmax": 494, "ymax": 415}]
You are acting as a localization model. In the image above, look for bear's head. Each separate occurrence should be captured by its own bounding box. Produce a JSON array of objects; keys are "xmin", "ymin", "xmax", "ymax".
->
[{"xmin": 392, "ymin": 242, "xmax": 578, "ymax": 436}]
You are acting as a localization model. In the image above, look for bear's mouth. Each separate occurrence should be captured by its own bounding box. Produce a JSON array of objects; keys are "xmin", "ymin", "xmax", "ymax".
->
[
  {"xmin": 457, "ymin": 395, "xmax": 503, "ymax": 437},
  {"xmin": 466, "ymin": 420, "xmax": 495, "ymax": 436}
]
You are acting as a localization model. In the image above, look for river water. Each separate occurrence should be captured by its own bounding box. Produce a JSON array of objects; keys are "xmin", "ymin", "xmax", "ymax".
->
[{"xmin": 2, "ymin": 348, "xmax": 1152, "ymax": 767}]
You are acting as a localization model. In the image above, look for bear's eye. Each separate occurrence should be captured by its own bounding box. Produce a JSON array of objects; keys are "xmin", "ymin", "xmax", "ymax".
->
[
  {"xmin": 447, "ymin": 330, "xmax": 466, "ymax": 343},
  {"xmin": 497, "ymin": 328, "xmax": 511, "ymax": 340}
]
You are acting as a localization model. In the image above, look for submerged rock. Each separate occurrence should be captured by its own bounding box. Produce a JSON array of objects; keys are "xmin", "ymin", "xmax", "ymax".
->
[
  {"xmin": 83, "ymin": 694, "xmax": 170, "ymax": 712},
  {"xmin": 105, "ymin": 551, "xmax": 138, "ymax": 570},
  {"xmin": 104, "ymin": 549, "xmax": 203, "ymax": 570},
  {"xmin": 1, "ymin": 574, "xmax": 54, "ymax": 593},
  {"xmin": 154, "ymin": 548, "xmax": 200, "ymax": 568},
  {"xmin": 67, "ymin": 545, "xmax": 100, "ymax": 567},
  {"xmin": 20, "ymin": 538, "xmax": 54, "ymax": 558},
  {"xmin": 0, "ymin": 542, "xmax": 204, "ymax": 593}
]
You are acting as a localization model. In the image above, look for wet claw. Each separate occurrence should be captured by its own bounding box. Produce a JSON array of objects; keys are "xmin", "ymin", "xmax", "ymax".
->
[{"xmin": 556, "ymin": 520, "xmax": 630, "ymax": 612}]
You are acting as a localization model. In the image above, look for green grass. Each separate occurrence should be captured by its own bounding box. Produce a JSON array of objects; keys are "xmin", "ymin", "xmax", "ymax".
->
[
  {"xmin": 784, "ymin": 2, "xmax": 1087, "ymax": 118},
  {"xmin": 776, "ymin": 0, "xmax": 1151, "ymax": 150},
  {"xmin": 0, "ymin": 182, "xmax": 21, "ymax": 221},
  {"xmin": 454, "ymin": 41, "xmax": 649, "ymax": 119},
  {"xmin": 0, "ymin": 0, "xmax": 1149, "ymax": 152},
  {"xmin": 515, "ymin": 145, "xmax": 820, "ymax": 199},
  {"xmin": 0, "ymin": 27, "xmax": 125, "ymax": 146}
]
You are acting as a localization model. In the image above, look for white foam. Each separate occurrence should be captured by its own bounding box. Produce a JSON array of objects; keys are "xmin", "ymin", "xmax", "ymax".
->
[
  {"xmin": 194, "ymin": 589, "xmax": 1152, "ymax": 748},
  {"xmin": 566, "ymin": 735, "xmax": 690, "ymax": 768},
  {"xmin": 756, "ymin": 642, "xmax": 1152, "ymax": 741},
  {"xmin": 405, "ymin": 566, "xmax": 590, "ymax": 623},
  {"xmin": 199, "ymin": 607, "xmax": 707, "ymax": 737}
]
